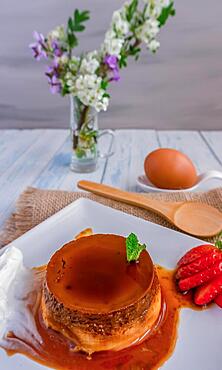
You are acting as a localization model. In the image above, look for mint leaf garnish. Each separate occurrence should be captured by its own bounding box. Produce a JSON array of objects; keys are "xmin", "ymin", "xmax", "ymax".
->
[
  {"xmin": 215, "ymin": 232, "xmax": 222, "ymax": 250},
  {"xmin": 126, "ymin": 233, "xmax": 146, "ymax": 263}
]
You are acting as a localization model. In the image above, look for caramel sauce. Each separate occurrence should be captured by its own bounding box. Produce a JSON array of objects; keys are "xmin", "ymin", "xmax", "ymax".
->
[
  {"xmin": 46, "ymin": 234, "xmax": 154, "ymax": 312},
  {"xmin": 3, "ymin": 266, "xmax": 200, "ymax": 370}
]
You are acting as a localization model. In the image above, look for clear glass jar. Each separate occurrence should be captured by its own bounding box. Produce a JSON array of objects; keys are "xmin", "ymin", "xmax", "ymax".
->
[{"xmin": 70, "ymin": 96, "xmax": 115, "ymax": 173}]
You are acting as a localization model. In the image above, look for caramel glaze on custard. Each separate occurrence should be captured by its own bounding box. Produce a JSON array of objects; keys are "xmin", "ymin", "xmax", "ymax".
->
[
  {"xmin": 42, "ymin": 234, "xmax": 162, "ymax": 354},
  {"xmin": 2, "ymin": 234, "xmax": 202, "ymax": 370}
]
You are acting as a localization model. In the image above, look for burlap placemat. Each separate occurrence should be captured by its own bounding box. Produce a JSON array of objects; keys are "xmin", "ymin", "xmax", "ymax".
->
[{"xmin": 0, "ymin": 187, "xmax": 222, "ymax": 248}]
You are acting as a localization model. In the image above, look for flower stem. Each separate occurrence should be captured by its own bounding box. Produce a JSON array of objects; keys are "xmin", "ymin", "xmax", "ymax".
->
[{"xmin": 73, "ymin": 104, "xmax": 90, "ymax": 150}]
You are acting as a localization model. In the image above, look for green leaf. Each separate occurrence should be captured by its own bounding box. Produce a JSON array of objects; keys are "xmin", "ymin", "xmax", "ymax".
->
[
  {"xmin": 215, "ymin": 232, "xmax": 222, "ymax": 250},
  {"xmin": 72, "ymin": 9, "xmax": 90, "ymax": 33},
  {"xmin": 67, "ymin": 32, "xmax": 78, "ymax": 48},
  {"xmin": 75, "ymin": 147, "xmax": 86, "ymax": 158},
  {"xmin": 66, "ymin": 9, "xmax": 90, "ymax": 52},
  {"xmin": 77, "ymin": 10, "xmax": 90, "ymax": 23},
  {"xmin": 158, "ymin": 2, "xmax": 175, "ymax": 27},
  {"xmin": 129, "ymin": 45, "xmax": 141, "ymax": 56},
  {"xmin": 61, "ymin": 83, "xmax": 69, "ymax": 96},
  {"xmin": 68, "ymin": 17, "xmax": 74, "ymax": 31},
  {"xmin": 72, "ymin": 24, "xmax": 85, "ymax": 32},
  {"xmin": 103, "ymin": 92, "xmax": 110, "ymax": 98},
  {"xmin": 119, "ymin": 54, "xmax": 127, "ymax": 68},
  {"xmin": 80, "ymin": 129, "xmax": 98, "ymax": 140},
  {"xmin": 74, "ymin": 9, "xmax": 80, "ymax": 24},
  {"xmin": 126, "ymin": 233, "xmax": 146, "ymax": 263},
  {"xmin": 101, "ymin": 80, "xmax": 109, "ymax": 90},
  {"xmin": 74, "ymin": 9, "xmax": 90, "ymax": 26},
  {"xmin": 126, "ymin": 0, "xmax": 138, "ymax": 22}
]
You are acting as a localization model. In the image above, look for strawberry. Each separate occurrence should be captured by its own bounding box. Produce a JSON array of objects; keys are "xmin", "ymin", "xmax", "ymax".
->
[
  {"xmin": 194, "ymin": 274, "xmax": 222, "ymax": 305},
  {"xmin": 215, "ymin": 294, "xmax": 222, "ymax": 308},
  {"xmin": 177, "ymin": 244, "xmax": 216, "ymax": 267},
  {"xmin": 178, "ymin": 260, "xmax": 222, "ymax": 291},
  {"xmin": 176, "ymin": 251, "xmax": 222, "ymax": 279}
]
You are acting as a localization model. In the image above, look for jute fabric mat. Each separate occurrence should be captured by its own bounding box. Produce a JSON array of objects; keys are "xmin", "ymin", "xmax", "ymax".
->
[{"xmin": 0, "ymin": 187, "xmax": 222, "ymax": 248}]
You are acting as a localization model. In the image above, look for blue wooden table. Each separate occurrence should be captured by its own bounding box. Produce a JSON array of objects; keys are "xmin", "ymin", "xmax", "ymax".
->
[{"xmin": 0, "ymin": 129, "xmax": 221, "ymax": 230}]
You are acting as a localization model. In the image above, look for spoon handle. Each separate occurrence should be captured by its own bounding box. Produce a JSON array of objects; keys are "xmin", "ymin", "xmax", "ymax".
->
[
  {"xmin": 198, "ymin": 170, "xmax": 222, "ymax": 184},
  {"xmin": 77, "ymin": 180, "xmax": 180, "ymax": 223}
]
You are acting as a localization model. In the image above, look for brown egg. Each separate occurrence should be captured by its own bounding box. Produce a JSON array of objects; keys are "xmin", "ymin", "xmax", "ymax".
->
[{"xmin": 144, "ymin": 148, "xmax": 197, "ymax": 190}]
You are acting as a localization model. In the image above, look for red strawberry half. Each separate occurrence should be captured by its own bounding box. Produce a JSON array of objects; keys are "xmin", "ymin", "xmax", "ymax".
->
[
  {"xmin": 176, "ymin": 251, "xmax": 222, "ymax": 280},
  {"xmin": 177, "ymin": 244, "xmax": 216, "ymax": 267},
  {"xmin": 215, "ymin": 294, "xmax": 222, "ymax": 308},
  {"xmin": 178, "ymin": 260, "xmax": 222, "ymax": 292},
  {"xmin": 194, "ymin": 274, "xmax": 222, "ymax": 305}
]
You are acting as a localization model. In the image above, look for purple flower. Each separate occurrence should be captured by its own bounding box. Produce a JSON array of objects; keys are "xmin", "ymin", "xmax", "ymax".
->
[
  {"xmin": 111, "ymin": 68, "xmax": 120, "ymax": 82},
  {"xmin": 104, "ymin": 54, "xmax": 120, "ymax": 82},
  {"xmin": 45, "ymin": 60, "xmax": 61, "ymax": 94},
  {"xmin": 33, "ymin": 31, "xmax": 45, "ymax": 44},
  {"xmin": 104, "ymin": 55, "xmax": 118, "ymax": 70},
  {"xmin": 29, "ymin": 31, "xmax": 47, "ymax": 60},
  {"xmin": 51, "ymin": 40, "xmax": 63, "ymax": 57},
  {"xmin": 45, "ymin": 60, "xmax": 60, "ymax": 79},
  {"xmin": 49, "ymin": 75, "xmax": 62, "ymax": 94}
]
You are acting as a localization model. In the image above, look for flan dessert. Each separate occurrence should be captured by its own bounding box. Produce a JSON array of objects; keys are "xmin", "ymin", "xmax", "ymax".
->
[{"xmin": 41, "ymin": 234, "xmax": 162, "ymax": 354}]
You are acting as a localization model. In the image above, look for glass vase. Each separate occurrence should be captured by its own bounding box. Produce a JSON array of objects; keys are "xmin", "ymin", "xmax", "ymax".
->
[{"xmin": 70, "ymin": 96, "xmax": 115, "ymax": 173}]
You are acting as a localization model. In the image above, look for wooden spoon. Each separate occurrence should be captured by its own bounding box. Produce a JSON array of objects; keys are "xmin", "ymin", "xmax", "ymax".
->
[{"xmin": 77, "ymin": 180, "xmax": 222, "ymax": 238}]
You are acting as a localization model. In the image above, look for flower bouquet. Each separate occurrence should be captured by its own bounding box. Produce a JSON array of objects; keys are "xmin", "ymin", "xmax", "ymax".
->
[{"xmin": 30, "ymin": 0, "xmax": 175, "ymax": 172}]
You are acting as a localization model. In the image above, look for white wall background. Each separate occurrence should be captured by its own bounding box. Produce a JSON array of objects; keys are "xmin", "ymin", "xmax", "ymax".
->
[{"xmin": 0, "ymin": 0, "xmax": 222, "ymax": 130}]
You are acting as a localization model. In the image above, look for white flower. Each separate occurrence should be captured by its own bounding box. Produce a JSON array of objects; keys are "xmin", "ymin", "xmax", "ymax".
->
[
  {"xmin": 48, "ymin": 25, "xmax": 65, "ymax": 40},
  {"xmin": 149, "ymin": 19, "xmax": 160, "ymax": 38},
  {"xmin": 95, "ymin": 96, "xmax": 109, "ymax": 112},
  {"xmin": 79, "ymin": 55, "xmax": 99, "ymax": 75},
  {"xmin": 104, "ymin": 29, "xmax": 116, "ymax": 41},
  {"xmin": 112, "ymin": 10, "xmax": 129, "ymax": 36},
  {"xmin": 103, "ymin": 37, "xmax": 124, "ymax": 58},
  {"xmin": 58, "ymin": 54, "xmax": 68, "ymax": 65},
  {"xmin": 148, "ymin": 39, "xmax": 160, "ymax": 52},
  {"xmin": 73, "ymin": 74, "xmax": 109, "ymax": 111},
  {"xmin": 87, "ymin": 50, "xmax": 99, "ymax": 59},
  {"xmin": 68, "ymin": 56, "xmax": 80, "ymax": 74},
  {"xmin": 75, "ymin": 74, "xmax": 98, "ymax": 91},
  {"xmin": 77, "ymin": 90, "xmax": 91, "ymax": 106},
  {"xmin": 75, "ymin": 75, "xmax": 85, "ymax": 90},
  {"xmin": 65, "ymin": 72, "xmax": 74, "ymax": 90},
  {"xmin": 85, "ymin": 74, "xmax": 101, "ymax": 89},
  {"xmin": 71, "ymin": 56, "xmax": 80, "ymax": 64},
  {"xmin": 136, "ymin": 19, "xmax": 160, "ymax": 46},
  {"xmin": 145, "ymin": 0, "xmax": 172, "ymax": 18}
]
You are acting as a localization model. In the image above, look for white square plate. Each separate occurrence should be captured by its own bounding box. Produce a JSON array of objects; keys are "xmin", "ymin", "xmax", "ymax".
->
[{"xmin": 0, "ymin": 198, "xmax": 221, "ymax": 370}]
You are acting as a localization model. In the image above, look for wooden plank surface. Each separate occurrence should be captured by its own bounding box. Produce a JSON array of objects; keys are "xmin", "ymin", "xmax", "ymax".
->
[
  {"xmin": 200, "ymin": 131, "xmax": 222, "ymax": 166},
  {"xmin": 0, "ymin": 129, "xmax": 221, "ymax": 230},
  {"xmin": 102, "ymin": 130, "xmax": 159, "ymax": 191},
  {"xmin": 0, "ymin": 130, "xmax": 67, "ymax": 228},
  {"xmin": 0, "ymin": 130, "xmax": 43, "ymax": 175},
  {"xmin": 33, "ymin": 133, "xmax": 112, "ymax": 191}
]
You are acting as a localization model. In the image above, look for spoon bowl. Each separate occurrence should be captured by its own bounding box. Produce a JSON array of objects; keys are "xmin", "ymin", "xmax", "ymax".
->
[{"xmin": 174, "ymin": 202, "xmax": 222, "ymax": 237}]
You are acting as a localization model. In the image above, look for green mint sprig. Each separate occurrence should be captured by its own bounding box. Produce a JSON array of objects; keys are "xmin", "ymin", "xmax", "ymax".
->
[
  {"xmin": 215, "ymin": 231, "xmax": 222, "ymax": 250},
  {"xmin": 126, "ymin": 233, "xmax": 146, "ymax": 263}
]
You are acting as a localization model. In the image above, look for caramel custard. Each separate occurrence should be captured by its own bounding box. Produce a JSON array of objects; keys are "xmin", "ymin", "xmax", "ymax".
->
[
  {"xmin": 1, "ymin": 234, "xmax": 202, "ymax": 370},
  {"xmin": 42, "ymin": 234, "xmax": 162, "ymax": 354},
  {"xmin": 4, "ymin": 266, "xmax": 198, "ymax": 370}
]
